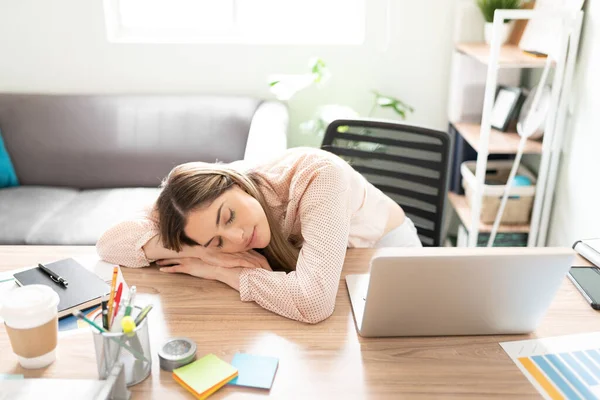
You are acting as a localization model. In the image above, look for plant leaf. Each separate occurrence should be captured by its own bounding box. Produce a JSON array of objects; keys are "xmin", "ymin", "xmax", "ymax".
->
[
  {"xmin": 376, "ymin": 97, "xmax": 395, "ymax": 106},
  {"xmin": 392, "ymin": 105, "xmax": 407, "ymax": 119},
  {"xmin": 476, "ymin": 0, "xmax": 522, "ymax": 23}
]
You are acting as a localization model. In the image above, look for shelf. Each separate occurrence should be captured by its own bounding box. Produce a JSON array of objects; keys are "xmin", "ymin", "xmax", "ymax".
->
[
  {"xmin": 455, "ymin": 43, "xmax": 548, "ymax": 68},
  {"xmin": 453, "ymin": 122, "xmax": 543, "ymax": 154},
  {"xmin": 448, "ymin": 193, "xmax": 530, "ymax": 233}
]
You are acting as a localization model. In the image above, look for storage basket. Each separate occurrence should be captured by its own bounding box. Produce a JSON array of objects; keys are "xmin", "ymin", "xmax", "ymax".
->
[{"xmin": 461, "ymin": 160, "xmax": 536, "ymax": 225}]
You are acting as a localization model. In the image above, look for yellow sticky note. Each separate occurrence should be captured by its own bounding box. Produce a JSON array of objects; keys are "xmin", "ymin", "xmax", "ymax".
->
[{"xmin": 173, "ymin": 354, "xmax": 238, "ymax": 400}]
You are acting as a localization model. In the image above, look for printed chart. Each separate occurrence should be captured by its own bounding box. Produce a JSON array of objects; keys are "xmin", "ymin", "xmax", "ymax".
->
[{"xmin": 501, "ymin": 332, "xmax": 600, "ymax": 400}]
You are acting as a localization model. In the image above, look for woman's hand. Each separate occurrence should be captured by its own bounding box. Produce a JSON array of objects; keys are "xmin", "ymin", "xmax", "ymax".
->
[
  {"xmin": 157, "ymin": 258, "xmax": 246, "ymax": 292},
  {"xmin": 200, "ymin": 249, "xmax": 271, "ymax": 271},
  {"xmin": 157, "ymin": 258, "xmax": 220, "ymax": 280}
]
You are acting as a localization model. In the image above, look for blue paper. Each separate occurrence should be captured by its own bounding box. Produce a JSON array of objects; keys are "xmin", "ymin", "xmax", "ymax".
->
[
  {"xmin": 58, "ymin": 314, "xmax": 79, "ymax": 331},
  {"xmin": 228, "ymin": 353, "xmax": 279, "ymax": 389},
  {"xmin": 58, "ymin": 305, "xmax": 100, "ymax": 331},
  {"xmin": 0, "ymin": 374, "xmax": 24, "ymax": 380}
]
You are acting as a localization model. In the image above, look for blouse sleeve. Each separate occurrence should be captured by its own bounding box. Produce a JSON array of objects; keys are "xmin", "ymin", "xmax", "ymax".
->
[
  {"xmin": 96, "ymin": 209, "xmax": 160, "ymax": 268},
  {"xmin": 238, "ymin": 163, "xmax": 351, "ymax": 324}
]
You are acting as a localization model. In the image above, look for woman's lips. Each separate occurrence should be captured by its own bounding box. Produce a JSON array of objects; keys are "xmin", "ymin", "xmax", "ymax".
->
[{"xmin": 246, "ymin": 226, "xmax": 256, "ymax": 248}]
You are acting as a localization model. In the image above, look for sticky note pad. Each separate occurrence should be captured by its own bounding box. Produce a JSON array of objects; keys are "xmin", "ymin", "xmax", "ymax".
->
[
  {"xmin": 228, "ymin": 353, "xmax": 279, "ymax": 389},
  {"xmin": 173, "ymin": 354, "xmax": 237, "ymax": 400}
]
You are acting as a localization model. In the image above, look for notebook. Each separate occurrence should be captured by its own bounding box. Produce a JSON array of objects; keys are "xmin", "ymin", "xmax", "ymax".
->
[
  {"xmin": 172, "ymin": 354, "xmax": 238, "ymax": 400},
  {"xmin": 228, "ymin": 353, "xmax": 279, "ymax": 389},
  {"xmin": 13, "ymin": 258, "xmax": 110, "ymax": 319}
]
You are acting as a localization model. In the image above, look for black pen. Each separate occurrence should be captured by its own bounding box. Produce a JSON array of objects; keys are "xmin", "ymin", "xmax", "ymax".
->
[{"xmin": 38, "ymin": 263, "xmax": 68, "ymax": 287}]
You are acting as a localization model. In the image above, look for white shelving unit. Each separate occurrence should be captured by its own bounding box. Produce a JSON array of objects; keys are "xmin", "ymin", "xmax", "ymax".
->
[{"xmin": 448, "ymin": 7, "xmax": 584, "ymax": 247}]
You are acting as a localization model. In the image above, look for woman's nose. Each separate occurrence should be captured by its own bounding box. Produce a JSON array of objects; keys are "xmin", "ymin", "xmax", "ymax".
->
[{"xmin": 225, "ymin": 227, "xmax": 245, "ymax": 245}]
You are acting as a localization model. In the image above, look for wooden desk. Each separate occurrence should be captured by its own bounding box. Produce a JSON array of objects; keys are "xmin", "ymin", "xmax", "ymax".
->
[{"xmin": 0, "ymin": 246, "xmax": 598, "ymax": 399}]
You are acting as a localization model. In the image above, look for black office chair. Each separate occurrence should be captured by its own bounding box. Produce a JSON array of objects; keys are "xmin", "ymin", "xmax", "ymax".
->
[{"xmin": 321, "ymin": 119, "xmax": 451, "ymax": 247}]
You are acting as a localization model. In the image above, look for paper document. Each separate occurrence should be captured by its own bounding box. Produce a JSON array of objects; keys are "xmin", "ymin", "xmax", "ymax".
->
[{"xmin": 501, "ymin": 332, "xmax": 600, "ymax": 399}]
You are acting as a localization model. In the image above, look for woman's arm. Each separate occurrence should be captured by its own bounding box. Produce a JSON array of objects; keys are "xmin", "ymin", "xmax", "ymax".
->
[
  {"xmin": 96, "ymin": 209, "xmax": 204, "ymax": 267},
  {"xmin": 238, "ymin": 164, "xmax": 351, "ymax": 324},
  {"xmin": 96, "ymin": 216, "xmax": 160, "ymax": 267},
  {"xmin": 142, "ymin": 234, "xmax": 204, "ymax": 261},
  {"xmin": 98, "ymin": 208, "xmax": 273, "ymax": 269}
]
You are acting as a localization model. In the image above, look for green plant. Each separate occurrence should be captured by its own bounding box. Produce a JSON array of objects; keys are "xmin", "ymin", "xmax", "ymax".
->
[
  {"xmin": 369, "ymin": 91, "xmax": 414, "ymax": 119},
  {"xmin": 268, "ymin": 58, "xmax": 413, "ymax": 143},
  {"xmin": 476, "ymin": 0, "xmax": 522, "ymax": 23},
  {"xmin": 268, "ymin": 57, "xmax": 331, "ymax": 101}
]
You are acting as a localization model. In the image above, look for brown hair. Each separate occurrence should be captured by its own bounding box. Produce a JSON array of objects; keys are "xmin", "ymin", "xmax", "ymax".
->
[{"xmin": 155, "ymin": 162, "xmax": 299, "ymax": 272}]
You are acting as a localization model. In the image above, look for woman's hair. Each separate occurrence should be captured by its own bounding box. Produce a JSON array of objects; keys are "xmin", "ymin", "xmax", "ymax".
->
[{"xmin": 155, "ymin": 162, "xmax": 299, "ymax": 272}]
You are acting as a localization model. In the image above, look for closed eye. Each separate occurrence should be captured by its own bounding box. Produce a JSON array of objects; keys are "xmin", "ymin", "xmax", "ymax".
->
[
  {"xmin": 227, "ymin": 209, "xmax": 236, "ymax": 225},
  {"xmin": 214, "ymin": 209, "xmax": 235, "ymax": 249}
]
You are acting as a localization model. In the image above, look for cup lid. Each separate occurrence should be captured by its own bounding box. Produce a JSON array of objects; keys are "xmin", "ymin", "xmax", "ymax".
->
[{"xmin": 0, "ymin": 285, "xmax": 60, "ymax": 321}]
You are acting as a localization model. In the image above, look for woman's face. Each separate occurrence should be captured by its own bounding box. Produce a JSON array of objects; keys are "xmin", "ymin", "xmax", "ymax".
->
[{"xmin": 183, "ymin": 185, "xmax": 271, "ymax": 253}]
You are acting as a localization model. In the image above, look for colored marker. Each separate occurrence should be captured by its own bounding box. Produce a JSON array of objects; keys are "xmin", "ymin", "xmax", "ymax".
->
[
  {"xmin": 72, "ymin": 310, "xmax": 149, "ymax": 363},
  {"xmin": 111, "ymin": 283, "xmax": 123, "ymax": 326},
  {"xmin": 124, "ymin": 286, "xmax": 137, "ymax": 317},
  {"xmin": 101, "ymin": 294, "xmax": 109, "ymax": 330},
  {"xmin": 134, "ymin": 304, "xmax": 153, "ymax": 326}
]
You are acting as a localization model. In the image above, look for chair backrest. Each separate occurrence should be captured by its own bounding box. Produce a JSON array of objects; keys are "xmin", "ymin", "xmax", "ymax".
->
[{"xmin": 321, "ymin": 119, "xmax": 451, "ymax": 247}]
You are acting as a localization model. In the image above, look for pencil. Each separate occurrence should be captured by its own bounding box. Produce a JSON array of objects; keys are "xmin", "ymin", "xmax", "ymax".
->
[{"xmin": 106, "ymin": 267, "xmax": 118, "ymax": 329}]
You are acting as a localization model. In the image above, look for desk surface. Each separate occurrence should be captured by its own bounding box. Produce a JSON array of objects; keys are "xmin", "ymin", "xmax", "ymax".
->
[{"xmin": 0, "ymin": 246, "xmax": 598, "ymax": 399}]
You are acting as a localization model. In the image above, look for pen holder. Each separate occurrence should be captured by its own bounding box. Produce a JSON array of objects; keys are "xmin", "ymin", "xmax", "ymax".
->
[{"xmin": 91, "ymin": 307, "xmax": 152, "ymax": 387}]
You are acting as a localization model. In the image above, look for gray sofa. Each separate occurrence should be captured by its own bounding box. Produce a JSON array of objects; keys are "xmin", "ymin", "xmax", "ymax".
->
[{"xmin": 0, "ymin": 94, "xmax": 288, "ymax": 245}]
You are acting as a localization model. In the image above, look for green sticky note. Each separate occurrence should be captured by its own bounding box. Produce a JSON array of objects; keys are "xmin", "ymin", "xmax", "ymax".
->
[
  {"xmin": 173, "ymin": 354, "xmax": 237, "ymax": 400},
  {"xmin": 0, "ymin": 374, "xmax": 24, "ymax": 380}
]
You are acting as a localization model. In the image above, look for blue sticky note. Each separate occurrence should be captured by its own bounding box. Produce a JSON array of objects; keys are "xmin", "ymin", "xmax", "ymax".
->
[
  {"xmin": 228, "ymin": 353, "xmax": 279, "ymax": 389},
  {"xmin": 0, "ymin": 374, "xmax": 24, "ymax": 380}
]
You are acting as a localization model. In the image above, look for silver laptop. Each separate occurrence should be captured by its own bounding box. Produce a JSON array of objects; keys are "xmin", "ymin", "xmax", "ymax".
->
[{"xmin": 346, "ymin": 247, "xmax": 575, "ymax": 337}]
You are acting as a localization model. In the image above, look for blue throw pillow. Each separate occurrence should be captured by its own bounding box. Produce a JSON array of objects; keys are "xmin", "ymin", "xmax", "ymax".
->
[{"xmin": 0, "ymin": 129, "xmax": 19, "ymax": 187}]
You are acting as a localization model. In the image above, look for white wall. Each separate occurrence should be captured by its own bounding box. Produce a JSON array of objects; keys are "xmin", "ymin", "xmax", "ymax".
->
[
  {"xmin": 547, "ymin": 1, "xmax": 600, "ymax": 246},
  {"xmin": 0, "ymin": 0, "xmax": 458, "ymax": 147}
]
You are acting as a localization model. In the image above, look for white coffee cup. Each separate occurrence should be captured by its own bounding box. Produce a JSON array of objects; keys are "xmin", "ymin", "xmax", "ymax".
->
[{"xmin": 0, "ymin": 284, "xmax": 60, "ymax": 369}]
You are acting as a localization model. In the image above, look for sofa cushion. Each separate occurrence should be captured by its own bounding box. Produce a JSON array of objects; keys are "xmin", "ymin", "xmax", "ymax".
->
[
  {"xmin": 0, "ymin": 187, "xmax": 78, "ymax": 244},
  {"xmin": 27, "ymin": 188, "xmax": 161, "ymax": 245},
  {"xmin": 0, "ymin": 94, "xmax": 263, "ymax": 189}
]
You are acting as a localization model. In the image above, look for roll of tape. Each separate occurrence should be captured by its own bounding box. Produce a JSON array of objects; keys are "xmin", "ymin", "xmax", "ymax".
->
[{"xmin": 158, "ymin": 337, "xmax": 197, "ymax": 372}]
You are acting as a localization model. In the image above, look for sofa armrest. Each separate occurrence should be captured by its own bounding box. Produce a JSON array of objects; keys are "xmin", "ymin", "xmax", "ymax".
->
[{"xmin": 244, "ymin": 101, "xmax": 289, "ymax": 163}]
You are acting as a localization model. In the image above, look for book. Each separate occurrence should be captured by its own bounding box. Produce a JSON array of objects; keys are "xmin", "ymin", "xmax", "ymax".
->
[
  {"xmin": 172, "ymin": 354, "xmax": 237, "ymax": 400},
  {"xmin": 228, "ymin": 353, "xmax": 279, "ymax": 389},
  {"xmin": 573, "ymin": 238, "xmax": 600, "ymax": 267},
  {"xmin": 13, "ymin": 258, "xmax": 110, "ymax": 319}
]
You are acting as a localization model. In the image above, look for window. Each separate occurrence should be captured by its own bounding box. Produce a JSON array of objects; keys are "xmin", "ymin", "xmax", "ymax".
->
[{"xmin": 103, "ymin": 0, "xmax": 365, "ymax": 45}]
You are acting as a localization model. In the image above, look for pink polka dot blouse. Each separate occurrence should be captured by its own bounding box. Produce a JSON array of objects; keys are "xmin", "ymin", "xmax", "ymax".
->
[{"xmin": 97, "ymin": 148, "xmax": 392, "ymax": 323}]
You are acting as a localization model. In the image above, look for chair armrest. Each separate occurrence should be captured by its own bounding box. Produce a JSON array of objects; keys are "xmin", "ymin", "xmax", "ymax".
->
[{"xmin": 244, "ymin": 101, "xmax": 289, "ymax": 162}]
